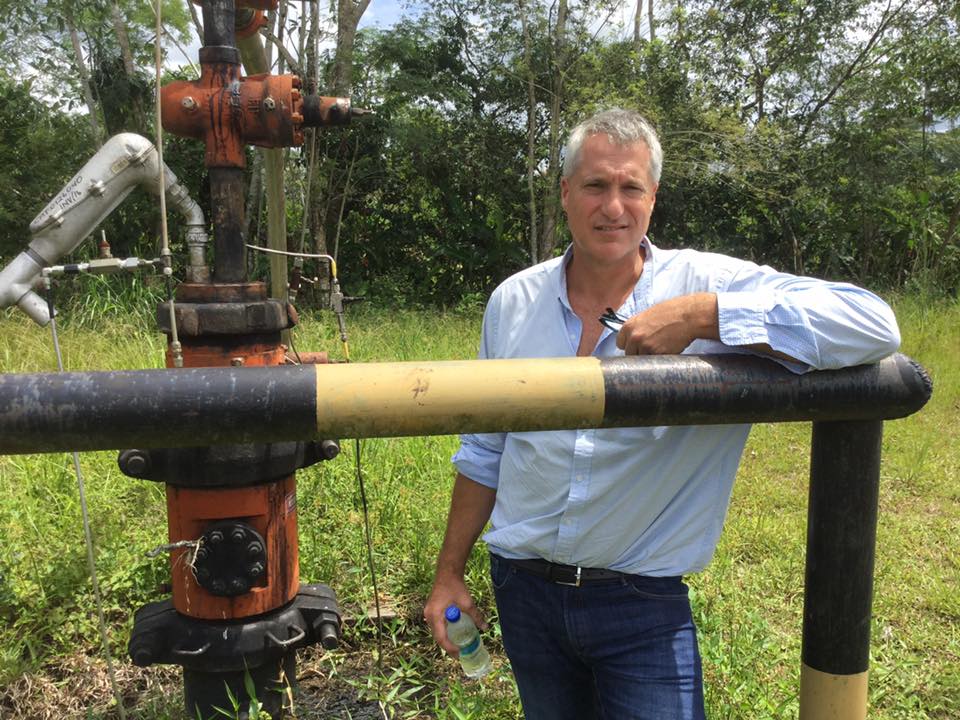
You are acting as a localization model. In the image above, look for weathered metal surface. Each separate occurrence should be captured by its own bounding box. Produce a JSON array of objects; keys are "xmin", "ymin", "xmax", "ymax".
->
[
  {"xmin": 117, "ymin": 440, "xmax": 338, "ymax": 487},
  {"xmin": 156, "ymin": 299, "xmax": 290, "ymax": 336},
  {"xmin": 0, "ymin": 354, "xmax": 931, "ymax": 456},
  {"xmin": 128, "ymin": 582, "xmax": 340, "ymax": 670}
]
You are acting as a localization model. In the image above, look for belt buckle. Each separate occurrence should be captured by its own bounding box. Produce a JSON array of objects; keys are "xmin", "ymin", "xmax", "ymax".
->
[{"xmin": 556, "ymin": 565, "xmax": 582, "ymax": 587}]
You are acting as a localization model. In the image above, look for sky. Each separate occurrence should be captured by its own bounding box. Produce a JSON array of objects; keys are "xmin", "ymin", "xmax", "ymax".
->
[{"xmin": 173, "ymin": 0, "xmax": 646, "ymax": 69}]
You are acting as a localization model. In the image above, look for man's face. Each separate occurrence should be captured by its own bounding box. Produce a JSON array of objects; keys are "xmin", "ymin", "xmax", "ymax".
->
[{"xmin": 561, "ymin": 133, "xmax": 658, "ymax": 268}]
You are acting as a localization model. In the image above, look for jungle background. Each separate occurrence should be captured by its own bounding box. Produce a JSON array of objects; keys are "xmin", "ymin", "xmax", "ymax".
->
[
  {"xmin": 0, "ymin": 1, "xmax": 958, "ymax": 718},
  {"xmin": 1, "ymin": 0, "xmax": 959, "ymax": 304}
]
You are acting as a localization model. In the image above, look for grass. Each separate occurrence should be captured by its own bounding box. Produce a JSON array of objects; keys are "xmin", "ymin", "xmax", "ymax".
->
[{"xmin": 0, "ymin": 293, "xmax": 957, "ymax": 719}]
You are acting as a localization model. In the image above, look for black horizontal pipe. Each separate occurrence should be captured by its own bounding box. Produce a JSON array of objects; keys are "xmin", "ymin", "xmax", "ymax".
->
[{"xmin": 0, "ymin": 353, "xmax": 931, "ymax": 455}]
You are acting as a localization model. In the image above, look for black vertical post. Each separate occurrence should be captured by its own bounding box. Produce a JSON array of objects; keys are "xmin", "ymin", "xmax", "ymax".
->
[
  {"xmin": 800, "ymin": 419, "xmax": 883, "ymax": 719},
  {"xmin": 208, "ymin": 168, "xmax": 247, "ymax": 283},
  {"xmin": 199, "ymin": 0, "xmax": 246, "ymax": 284}
]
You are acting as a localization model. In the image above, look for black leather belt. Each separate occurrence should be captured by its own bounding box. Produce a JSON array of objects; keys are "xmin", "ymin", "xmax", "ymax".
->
[{"xmin": 508, "ymin": 557, "xmax": 626, "ymax": 587}]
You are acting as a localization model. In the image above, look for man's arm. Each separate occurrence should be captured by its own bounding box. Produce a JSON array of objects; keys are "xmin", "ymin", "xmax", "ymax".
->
[
  {"xmin": 424, "ymin": 472, "xmax": 497, "ymax": 656},
  {"xmin": 617, "ymin": 277, "xmax": 899, "ymax": 369},
  {"xmin": 617, "ymin": 292, "xmax": 802, "ymax": 362}
]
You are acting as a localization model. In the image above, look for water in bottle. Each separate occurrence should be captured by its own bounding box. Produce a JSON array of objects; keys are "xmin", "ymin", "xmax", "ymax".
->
[{"xmin": 444, "ymin": 605, "xmax": 492, "ymax": 678}]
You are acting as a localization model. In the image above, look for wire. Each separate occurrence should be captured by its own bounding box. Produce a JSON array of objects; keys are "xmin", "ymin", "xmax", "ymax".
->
[
  {"xmin": 44, "ymin": 284, "xmax": 127, "ymax": 720},
  {"xmin": 355, "ymin": 438, "xmax": 384, "ymax": 681},
  {"xmin": 154, "ymin": 0, "xmax": 182, "ymax": 368}
]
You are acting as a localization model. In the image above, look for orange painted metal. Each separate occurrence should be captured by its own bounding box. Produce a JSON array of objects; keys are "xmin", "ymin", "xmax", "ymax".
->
[
  {"xmin": 235, "ymin": 8, "xmax": 267, "ymax": 39},
  {"xmin": 163, "ymin": 286, "xmax": 298, "ymax": 620},
  {"xmin": 166, "ymin": 476, "xmax": 300, "ymax": 619},
  {"xmin": 168, "ymin": 342, "xmax": 286, "ymax": 368},
  {"xmin": 162, "ymin": 69, "xmax": 305, "ymax": 167}
]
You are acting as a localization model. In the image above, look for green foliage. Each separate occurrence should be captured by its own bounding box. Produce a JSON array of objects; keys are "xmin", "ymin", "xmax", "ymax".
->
[
  {"xmin": 1, "ymin": 298, "xmax": 958, "ymax": 718},
  {"xmin": 0, "ymin": 74, "xmax": 94, "ymax": 261}
]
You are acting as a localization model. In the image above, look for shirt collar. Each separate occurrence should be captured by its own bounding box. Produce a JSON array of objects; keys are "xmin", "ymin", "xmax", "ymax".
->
[{"xmin": 556, "ymin": 237, "xmax": 655, "ymax": 313}]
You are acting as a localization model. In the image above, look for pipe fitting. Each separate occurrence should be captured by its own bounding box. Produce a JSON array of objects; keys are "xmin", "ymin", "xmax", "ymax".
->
[{"xmin": 0, "ymin": 133, "xmax": 209, "ymax": 324}]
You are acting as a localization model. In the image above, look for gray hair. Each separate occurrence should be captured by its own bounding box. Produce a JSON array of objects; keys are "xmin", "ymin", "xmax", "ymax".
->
[{"xmin": 562, "ymin": 108, "xmax": 663, "ymax": 184}]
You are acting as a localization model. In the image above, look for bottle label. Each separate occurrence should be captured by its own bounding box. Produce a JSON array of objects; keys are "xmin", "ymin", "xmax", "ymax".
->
[{"xmin": 459, "ymin": 636, "xmax": 480, "ymax": 657}]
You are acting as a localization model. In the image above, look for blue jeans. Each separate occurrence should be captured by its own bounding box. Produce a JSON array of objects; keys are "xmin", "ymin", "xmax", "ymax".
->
[{"xmin": 490, "ymin": 553, "xmax": 706, "ymax": 720}]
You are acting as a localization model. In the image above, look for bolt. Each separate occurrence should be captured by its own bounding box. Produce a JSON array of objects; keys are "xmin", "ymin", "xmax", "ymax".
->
[
  {"xmin": 181, "ymin": 96, "xmax": 198, "ymax": 111},
  {"xmin": 196, "ymin": 547, "xmax": 209, "ymax": 561},
  {"xmin": 196, "ymin": 567, "xmax": 210, "ymax": 582},
  {"xmin": 320, "ymin": 440, "xmax": 340, "ymax": 460},
  {"xmin": 230, "ymin": 357, "xmax": 244, "ymax": 366},
  {"xmin": 247, "ymin": 541, "xmax": 263, "ymax": 558},
  {"xmin": 118, "ymin": 449, "xmax": 150, "ymax": 478},
  {"xmin": 263, "ymin": 96, "xmax": 276, "ymax": 111},
  {"xmin": 131, "ymin": 636, "xmax": 156, "ymax": 667},
  {"xmin": 231, "ymin": 528, "xmax": 246, "ymax": 544},
  {"xmin": 230, "ymin": 578, "xmax": 249, "ymax": 594},
  {"xmin": 319, "ymin": 621, "xmax": 340, "ymax": 650},
  {"xmin": 208, "ymin": 531, "xmax": 223, "ymax": 545},
  {"xmin": 210, "ymin": 579, "xmax": 226, "ymax": 593},
  {"xmin": 248, "ymin": 562, "xmax": 264, "ymax": 578}
]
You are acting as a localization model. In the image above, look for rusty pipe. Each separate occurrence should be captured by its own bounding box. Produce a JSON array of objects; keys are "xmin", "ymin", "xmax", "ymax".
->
[{"xmin": 0, "ymin": 353, "xmax": 931, "ymax": 456}]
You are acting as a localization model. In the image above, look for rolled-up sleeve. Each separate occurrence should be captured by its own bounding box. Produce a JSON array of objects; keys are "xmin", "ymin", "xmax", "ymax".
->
[
  {"xmin": 716, "ymin": 264, "xmax": 900, "ymax": 371},
  {"xmin": 452, "ymin": 287, "xmax": 506, "ymax": 487}
]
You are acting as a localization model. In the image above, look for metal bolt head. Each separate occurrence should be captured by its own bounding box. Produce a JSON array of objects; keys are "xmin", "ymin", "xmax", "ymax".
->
[
  {"xmin": 248, "ymin": 562, "xmax": 264, "ymax": 578},
  {"xmin": 208, "ymin": 530, "xmax": 223, "ymax": 545},
  {"xmin": 231, "ymin": 528, "xmax": 246, "ymax": 544},
  {"xmin": 181, "ymin": 96, "xmax": 198, "ymax": 110},
  {"xmin": 118, "ymin": 449, "xmax": 150, "ymax": 477},
  {"xmin": 230, "ymin": 578, "xmax": 249, "ymax": 594},
  {"xmin": 196, "ymin": 567, "xmax": 210, "ymax": 582},
  {"xmin": 247, "ymin": 541, "xmax": 263, "ymax": 558},
  {"xmin": 320, "ymin": 440, "xmax": 340, "ymax": 460},
  {"xmin": 263, "ymin": 96, "xmax": 276, "ymax": 111},
  {"xmin": 210, "ymin": 579, "xmax": 226, "ymax": 593},
  {"xmin": 196, "ymin": 547, "xmax": 209, "ymax": 561},
  {"xmin": 230, "ymin": 357, "xmax": 244, "ymax": 366}
]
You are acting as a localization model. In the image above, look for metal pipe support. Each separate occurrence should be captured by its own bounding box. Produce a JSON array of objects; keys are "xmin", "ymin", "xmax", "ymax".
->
[{"xmin": 0, "ymin": 353, "xmax": 931, "ymax": 455}]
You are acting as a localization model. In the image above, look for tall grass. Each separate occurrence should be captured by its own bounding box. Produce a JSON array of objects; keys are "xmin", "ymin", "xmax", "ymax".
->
[{"xmin": 0, "ymin": 294, "xmax": 957, "ymax": 719}]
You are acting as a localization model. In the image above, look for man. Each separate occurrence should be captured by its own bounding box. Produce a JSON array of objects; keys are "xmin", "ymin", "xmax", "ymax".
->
[{"xmin": 423, "ymin": 108, "xmax": 900, "ymax": 719}]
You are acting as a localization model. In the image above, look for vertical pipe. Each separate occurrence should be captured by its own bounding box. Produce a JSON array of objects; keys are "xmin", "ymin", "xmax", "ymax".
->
[
  {"xmin": 202, "ymin": 0, "xmax": 236, "ymax": 47},
  {"xmin": 209, "ymin": 167, "xmax": 247, "ymax": 283},
  {"xmin": 800, "ymin": 420, "xmax": 883, "ymax": 719}
]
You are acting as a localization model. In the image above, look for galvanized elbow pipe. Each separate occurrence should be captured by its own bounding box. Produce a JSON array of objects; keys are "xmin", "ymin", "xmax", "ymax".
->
[
  {"xmin": 0, "ymin": 353, "xmax": 932, "ymax": 456},
  {"xmin": 0, "ymin": 133, "xmax": 207, "ymax": 325}
]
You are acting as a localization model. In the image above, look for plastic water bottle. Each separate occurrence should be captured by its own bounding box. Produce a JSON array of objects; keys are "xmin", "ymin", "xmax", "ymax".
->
[{"xmin": 444, "ymin": 605, "xmax": 491, "ymax": 678}]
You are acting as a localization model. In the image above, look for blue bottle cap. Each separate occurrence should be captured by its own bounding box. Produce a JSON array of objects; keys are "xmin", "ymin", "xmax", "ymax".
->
[{"xmin": 444, "ymin": 605, "xmax": 461, "ymax": 622}]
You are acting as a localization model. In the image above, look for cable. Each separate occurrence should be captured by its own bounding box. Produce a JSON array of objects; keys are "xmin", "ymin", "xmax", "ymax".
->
[
  {"xmin": 246, "ymin": 244, "xmax": 351, "ymax": 360},
  {"xmin": 154, "ymin": 0, "xmax": 182, "ymax": 368},
  {"xmin": 44, "ymin": 283, "xmax": 127, "ymax": 720},
  {"xmin": 355, "ymin": 438, "xmax": 384, "ymax": 681}
]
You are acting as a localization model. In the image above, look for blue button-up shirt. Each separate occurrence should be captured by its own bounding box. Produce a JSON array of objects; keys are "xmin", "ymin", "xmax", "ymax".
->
[{"xmin": 453, "ymin": 240, "xmax": 900, "ymax": 576}]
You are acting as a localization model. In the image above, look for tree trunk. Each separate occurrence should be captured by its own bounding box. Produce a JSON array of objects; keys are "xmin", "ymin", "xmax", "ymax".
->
[
  {"xmin": 237, "ymin": 33, "xmax": 288, "ymax": 311},
  {"xmin": 538, "ymin": 0, "xmax": 567, "ymax": 261},
  {"xmin": 331, "ymin": 0, "xmax": 372, "ymax": 96},
  {"xmin": 519, "ymin": 0, "xmax": 539, "ymax": 265},
  {"xmin": 648, "ymin": 0, "xmax": 656, "ymax": 42},
  {"xmin": 110, "ymin": 1, "xmax": 147, "ymax": 133},
  {"xmin": 67, "ymin": 16, "xmax": 104, "ymax": 146},
  {"xmin": 188, "ymin": 0, "xmax": 203, "ymax": 42},
  {"xmin": 634, "ymin": 0, "xmax": 642, "ymax": 44}
]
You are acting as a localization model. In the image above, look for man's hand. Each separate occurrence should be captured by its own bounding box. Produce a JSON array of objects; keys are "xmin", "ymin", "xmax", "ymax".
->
[
  {"xmin": 424, "ymin": 473, "xmax": 496, "ymax": 656},
  {"xmin": 616, "ymin": 292, "xmax": 719, "ymax": 355},
  {"xmin": 424, "ymin": 572, "xmax": 487, "ymax": 656}
]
